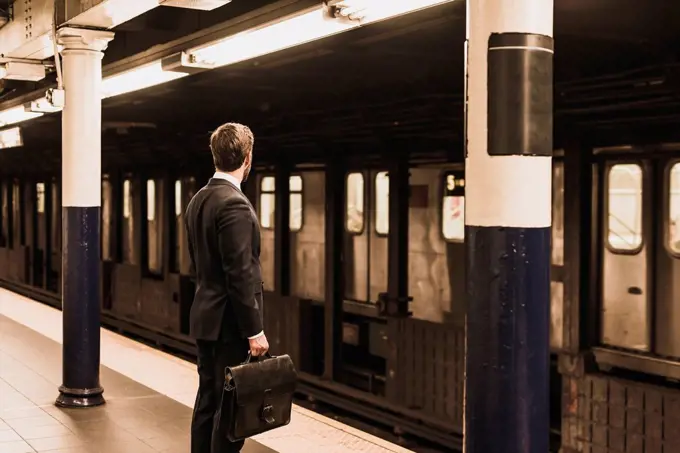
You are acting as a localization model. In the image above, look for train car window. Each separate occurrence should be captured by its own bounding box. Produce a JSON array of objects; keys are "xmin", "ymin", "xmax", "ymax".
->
[
  {"xmin": 552, "ymin": 162, "xmax": 564, "ymax": 265},
  {"xmin": 146, "ymin": 179, "xmax": 164, "ymax": 275},
  {"xmin": 375, "ymin": 171, "xmax": 389, "ymax": 235},
  {"xmin": 102, "ymin": 178, "xmax": 113, "ymax": 262},
  {"xmin": 122, "ymin": 179, "xmax": 137, "ymax": 265},
  {"xmin": 260, "ymin": 176, "xmax": 275, "ymax": 229},
  {"xmin": 442, "ymin": 172, "xmax": 465, "ymax": 242},
  {"xmin": 607, "ymin": 164, "xmax": 643, "ymax": 251},
  {"xmin": 346, "ymin": 173, "xmax": 364, "ymax": 233},
  {"xmin": 36, "ymin": 183, "xmax": 45, "ymax": 214},
  {"xmin": 289, "ymin": 175, "xmax": 303, "ymax": 232},
  {"xmin": 669, "ymin": 163, "xmax": 680, "ymax": 254}
]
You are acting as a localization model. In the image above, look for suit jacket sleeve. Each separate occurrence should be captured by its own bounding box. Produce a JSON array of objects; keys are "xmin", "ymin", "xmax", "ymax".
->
[
  {"xmin": 184, "ymin": 215, "xmax": 196, "ymax": 282},
  {"xmin": 216, "ymin": 199, "xmax": 263, "ymax": 338}
]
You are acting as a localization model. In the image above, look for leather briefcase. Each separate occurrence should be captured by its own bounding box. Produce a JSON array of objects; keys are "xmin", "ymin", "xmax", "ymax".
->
[{"xmin": 216, "ymin": 353, "xmax": 297, "ymax": 442}]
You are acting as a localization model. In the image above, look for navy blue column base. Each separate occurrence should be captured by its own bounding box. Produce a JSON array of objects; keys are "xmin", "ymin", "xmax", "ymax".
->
[
  {"xmin": 57, "ymin": 206, "xmax": 105, "ymax": 409},
  {"xmin": 464, "ymin": 225, "xmax": 550, "ymax": 453},
  {"xmin": 56, "ymin": 385, "xmax": 105, "ymax": 408}
]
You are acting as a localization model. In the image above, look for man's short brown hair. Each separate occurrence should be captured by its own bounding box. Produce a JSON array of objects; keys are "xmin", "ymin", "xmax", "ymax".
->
[{"xmin": 209, "ymin": 123, "xmax": 254, "ymax": 172}]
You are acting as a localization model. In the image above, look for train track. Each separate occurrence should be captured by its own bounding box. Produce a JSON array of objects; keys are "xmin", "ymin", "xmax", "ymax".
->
[{"xmin": 0, "ymin": 279, "xmax": 560, "ymax": 452}]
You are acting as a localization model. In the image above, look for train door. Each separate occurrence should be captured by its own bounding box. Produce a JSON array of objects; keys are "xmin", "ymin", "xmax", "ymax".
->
[
  {"xmin": 343, "ymin": 169, "xmax": 388, "ymax": 304},
  {"xmin": 23, "ymin": 182, "xmax": 35, "ymax": 285},
  {"xmin": 48, "ymin": 179, "xmax": 61, "ymax": 293},
  {"xmin": 102, "ymin": 175, "xmax": 115, "ymax": 309},
  {"xmin": 600, "ymin": 160, "xmax": 653, "ymax": 352},
  {"xmin": 0, "ymin": 181, "xmax": 8, "ymax": 278},
  {"xmin": 340, "ymin": 169, "xmax": 389, "ymax": 393},
  {"xmin": 289, "ymin": 171, "xmax": 325, "ymax": 301},
  {"xmin": 601, "ymin": 156, "xmax": 680, "ymax": 360},
  {"xmin": 175, "ymin": 176, "xmax": 197, "ymax": 336},
  {"xmin": 654, "ymin": 159, "xmax": 680, "ymax": 358}
]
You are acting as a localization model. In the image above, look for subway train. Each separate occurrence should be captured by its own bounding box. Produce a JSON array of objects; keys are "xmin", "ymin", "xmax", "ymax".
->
[{"xmin": 1, "ymin": 143, "xmax": 679, "ymax": 451}]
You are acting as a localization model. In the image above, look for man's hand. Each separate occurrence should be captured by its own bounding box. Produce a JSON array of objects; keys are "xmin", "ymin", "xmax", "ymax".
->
[{"xmin": 249, "ymin": 334, "xmax": 269, "ymax": 357}]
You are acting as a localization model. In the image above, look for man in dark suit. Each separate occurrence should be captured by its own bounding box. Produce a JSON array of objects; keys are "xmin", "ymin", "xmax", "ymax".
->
[{"xmin": 185, "ymin": 122, "xmax": 269, "ymax": 453}]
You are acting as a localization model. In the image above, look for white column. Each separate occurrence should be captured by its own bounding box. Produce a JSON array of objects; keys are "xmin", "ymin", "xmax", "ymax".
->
[
  {"xmin": 464, "ymin": 0, "xmax": 554, "ymax": 452},
  {"xmin": 55, "ymin": 27, "xmax": 114, "ymax": 408}
]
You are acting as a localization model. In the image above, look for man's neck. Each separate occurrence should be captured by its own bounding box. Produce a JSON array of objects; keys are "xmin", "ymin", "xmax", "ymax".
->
[{"xmin": 215, "ymin": 169, "xmax": 243, "ymax": 185}]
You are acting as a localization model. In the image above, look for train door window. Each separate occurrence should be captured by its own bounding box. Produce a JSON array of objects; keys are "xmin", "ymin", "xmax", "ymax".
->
[
  {"xmin": 122, "ymin": 179, "xmax": 137, "ymax": 265},
  {"xmin": 259, "ymin": 176, "xmax": 275, "ymax": 229},
  {"xmin": 668, "ymin": 163, "xmax": 680, "ymax": 253},
  {"xmin": 102, "ymin": 178, "xmax": 113, "ymax": 261},
  {"xmin": 602, "ymin": 162, "xmax": 648, "ymax": 351},
  {"xmin": 146, "ymin": 179, "xmax": 164, "ymax": 275},
  {"xmin": 442, "ymin": 172, "xmax": 465, "ymax": 242},
  {"xmin": 607, "ymin": 164, "xmax": 643, "ymax": 251},
  {"xmin": 36, "ymin": 183, "xmax": 45, "ymax": 214},
  {"xmin": 346, "ymin": 173, "xmax": 365, "ymax": 233},
  {"xmin": 375, "ymin": 171, "xmax": 389, "ymax": 235},
  {"xmin": 289, "ymin": 175, "xmax": 303, "ymax": 232}
]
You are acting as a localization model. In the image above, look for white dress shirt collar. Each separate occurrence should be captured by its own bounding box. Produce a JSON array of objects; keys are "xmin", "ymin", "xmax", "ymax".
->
[{"xmin": 213, "ymin": 171, "xmax": 241, "ymax": 191}]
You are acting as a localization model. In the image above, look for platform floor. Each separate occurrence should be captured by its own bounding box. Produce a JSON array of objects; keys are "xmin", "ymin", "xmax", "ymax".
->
[
  {"xmin": 0, "ymin": 313, "xmax": 275, "ymax": 453},
  {"xmin": 0, "ymin": 289, "xmax": 412, "ymax": 453}
]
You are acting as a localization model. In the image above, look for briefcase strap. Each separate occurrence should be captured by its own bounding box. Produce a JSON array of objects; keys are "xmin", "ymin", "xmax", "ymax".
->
[{"xmin": 244, "ymin": 352, "xmax": 274, "ymax": 364}]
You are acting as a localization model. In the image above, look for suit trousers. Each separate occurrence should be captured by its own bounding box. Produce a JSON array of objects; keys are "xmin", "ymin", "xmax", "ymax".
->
[{"xmin": 191, "ymin": 338, "xmax": 249, "ymax": 453}]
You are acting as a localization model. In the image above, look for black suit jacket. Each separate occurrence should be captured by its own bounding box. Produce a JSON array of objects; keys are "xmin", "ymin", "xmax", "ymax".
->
[{"xmin": 184, "ymin": 178, "xmax": 264, "ymax": 341}]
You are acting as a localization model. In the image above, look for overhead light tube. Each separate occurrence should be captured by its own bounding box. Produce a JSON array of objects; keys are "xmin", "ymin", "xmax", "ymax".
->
[
  {"xmin": 0, "ymin": 105, "xmax": 43, "ymax": 127},
  {"xmin": 101, "ymin": 60, "xmax": 189, "ymax": 99},
  {"xmin": 188, "ymin": 0, "xmax": 454, "ymax": 68}
]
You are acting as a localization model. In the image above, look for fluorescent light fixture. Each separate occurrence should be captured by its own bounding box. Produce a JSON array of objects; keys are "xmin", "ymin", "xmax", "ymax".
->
[
  {"xmin": 188, "ymin": 0, "xmax": 453, "ymax": 68},
  {"xmin": 161, "ymin": 51, "xmax": 216, "ymax": 74},
  {"xmin": 350, "ymin": 0, "xmax": 453, "ymax": 23},
  {"xmin": 0, "ymin": 105, "xmax": 43, "ymax": 127},
  {"xmin": 101, "ymin": 60, "xmax": 188, "ymax": 99},
  {"xmin": 0, "ymin": 61, "xmax": 46, "ymax": 82},
  {"xmin": 0, "ymin": 127, "xmax": 24, "ymax": 149}
]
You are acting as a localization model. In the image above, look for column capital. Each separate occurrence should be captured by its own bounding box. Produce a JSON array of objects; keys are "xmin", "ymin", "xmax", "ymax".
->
[{"xmin": 57, "ymin": 27, "xmax": 115, "ymax": 53}]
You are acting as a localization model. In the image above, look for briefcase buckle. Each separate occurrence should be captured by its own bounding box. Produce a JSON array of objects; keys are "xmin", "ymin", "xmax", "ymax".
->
[{"xmin": 261, "ymin": 404, "xmax": 275, "ymax": 425}]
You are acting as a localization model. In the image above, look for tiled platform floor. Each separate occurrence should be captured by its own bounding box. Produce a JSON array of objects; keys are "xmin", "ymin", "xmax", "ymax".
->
[{"xmin": 0, "ymin": 314, "xmax": 273, "ymax": 453}]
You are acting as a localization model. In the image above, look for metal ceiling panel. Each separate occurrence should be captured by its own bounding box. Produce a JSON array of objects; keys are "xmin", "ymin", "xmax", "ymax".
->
[
  {"xmin": 0, "ymin": 0, "xmax": 54, "ymax": 60},
  {"xmin": 61, "ymin": 0, "xmax": 160, "ymax": 28}
]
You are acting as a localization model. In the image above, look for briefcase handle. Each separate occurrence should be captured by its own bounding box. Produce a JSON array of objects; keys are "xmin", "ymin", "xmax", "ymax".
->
[{"xmin": 244, "ymin": 352, "xmax": 273, "ymax": 364}]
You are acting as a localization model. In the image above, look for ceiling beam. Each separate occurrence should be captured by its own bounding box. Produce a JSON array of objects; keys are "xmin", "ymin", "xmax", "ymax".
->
[{"xmin": 0, "ymin": 0, "xmax": 231, "ymax": 61}]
